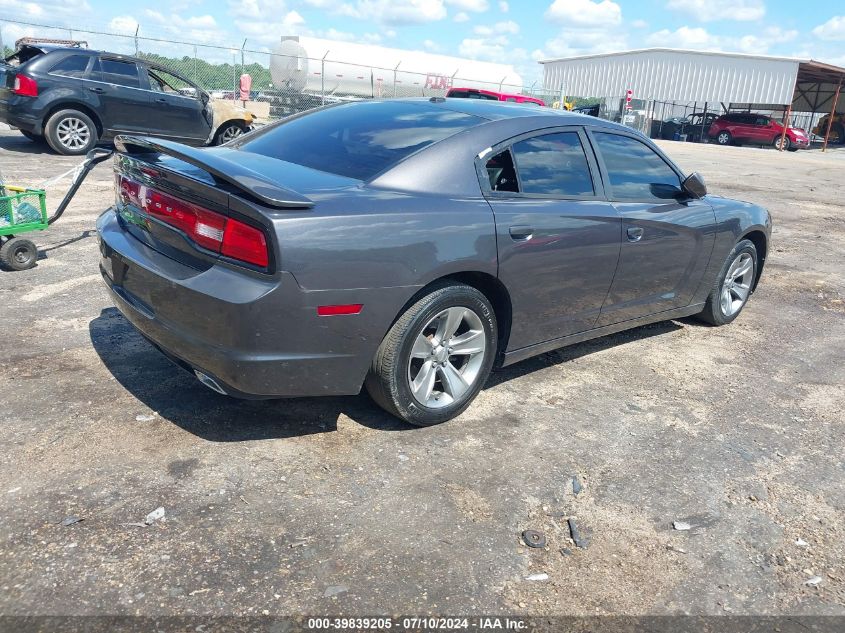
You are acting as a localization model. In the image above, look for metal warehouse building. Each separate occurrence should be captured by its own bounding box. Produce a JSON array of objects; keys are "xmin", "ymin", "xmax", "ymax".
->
[{"xmin": 540, "ymin": 48, "xmax": 845, "ymax": 149}]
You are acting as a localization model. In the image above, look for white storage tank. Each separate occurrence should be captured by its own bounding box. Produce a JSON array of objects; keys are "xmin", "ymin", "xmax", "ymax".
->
[{"xmin": 270, "ymin": 36, "xmax": 523, "ymax": 98}]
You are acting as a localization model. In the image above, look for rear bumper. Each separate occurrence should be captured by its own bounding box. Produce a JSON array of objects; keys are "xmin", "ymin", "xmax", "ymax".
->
[
  {"xmin": 0, "ymin": 100, "xmax": 41, "ymax": 134},
  {"xmin": 96, "ymin": 208, "xmax": 403, "ymax": 399}
]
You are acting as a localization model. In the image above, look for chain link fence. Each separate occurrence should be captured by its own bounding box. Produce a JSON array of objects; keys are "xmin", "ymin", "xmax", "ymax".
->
[{"xmin": 1, "ymin": 18, "xmax": 557, "ymax": 123}]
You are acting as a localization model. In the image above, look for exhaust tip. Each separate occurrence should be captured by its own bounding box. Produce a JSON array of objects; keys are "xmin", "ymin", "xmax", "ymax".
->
[{"xmin": 194, "ymin": 370, "xmax": 228, "ymax": 395}]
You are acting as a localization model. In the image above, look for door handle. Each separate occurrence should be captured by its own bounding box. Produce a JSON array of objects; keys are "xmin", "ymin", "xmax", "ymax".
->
[
  {"xmin": 88, "ymin": 87, "xmax": 106, "ymax": 93},
  {"xmin": 627, "ymin": 227, "xmax": 644, "ymax": 242},
  {"xmin": 154, "ymin": 98, "xmax": 168, "ymax": 104},
  {"xmin": 509, "ymin": 225, "xmax": 533, "ymax": 241}
]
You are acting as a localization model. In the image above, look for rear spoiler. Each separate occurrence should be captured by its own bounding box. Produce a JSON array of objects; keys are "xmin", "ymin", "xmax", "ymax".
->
[{"xmin": 114, "ymin": 135, "xmax": 314, "ymax": 209}]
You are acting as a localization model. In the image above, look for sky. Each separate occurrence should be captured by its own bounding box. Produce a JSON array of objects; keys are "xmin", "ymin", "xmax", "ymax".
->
[{"xmin": 1, "ymin": 0, "xmax": 844, "ymax": 85}]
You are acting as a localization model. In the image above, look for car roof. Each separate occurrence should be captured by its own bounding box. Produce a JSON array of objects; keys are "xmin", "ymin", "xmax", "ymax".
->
[{"xmin": 403, "ymin": 97, "xmax": 613, "ymax": 126}]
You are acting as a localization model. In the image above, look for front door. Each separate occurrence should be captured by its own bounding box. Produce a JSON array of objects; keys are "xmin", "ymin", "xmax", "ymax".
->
[
  {"xmin": 587, "ymin": 130, "xmax": 716, "ymax": 326},
  {"xmin": 144, "ymin": 67, "xmax": 212, "ymax": 144},
  {"xmin": 481, "ymin": 128, "xmax": 621, "ymax": 350}
]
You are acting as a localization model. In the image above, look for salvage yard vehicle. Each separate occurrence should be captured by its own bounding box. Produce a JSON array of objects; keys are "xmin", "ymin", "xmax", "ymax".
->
[
  {"xmin": 0, "ymin": 44, "xmax": 253, "ymax": 155},
  {"xmin": 96, "ymin": 98, "xmax": 771, "ymax": 426},
  {"xmin": 708, "ymin": 113, "xmax": 809, "ymax": 150},
  {"xmin": 812, "ymin": 113, "xmax": 844, "ymax": 144}
]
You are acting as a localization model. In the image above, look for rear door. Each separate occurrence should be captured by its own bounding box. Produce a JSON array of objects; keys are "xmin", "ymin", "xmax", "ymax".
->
[
  {"xmin": 481, "ymin": 127, "xmax": 621, "ymax": 349},
  {"xmin": 90, "ymin": 57, "xmax": 152, "ymax": 134},
  {"xmin": 588, "ymin": 130, "xmax": 715, "ymax": 325},
  {"xmin": 143, "ymin": 66, "xmax": 211, "ymax": 143}
]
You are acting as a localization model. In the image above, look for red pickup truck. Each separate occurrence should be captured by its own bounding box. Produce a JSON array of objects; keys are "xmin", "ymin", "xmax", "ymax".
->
[{"xmin": 446, "ymin": 87, "xmax": 545, "ymax": 106}]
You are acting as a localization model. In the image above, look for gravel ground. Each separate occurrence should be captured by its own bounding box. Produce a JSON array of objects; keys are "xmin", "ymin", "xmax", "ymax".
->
[{"xmin": 0, "ymin": 131, "xmax": 843, "ymax": 619}]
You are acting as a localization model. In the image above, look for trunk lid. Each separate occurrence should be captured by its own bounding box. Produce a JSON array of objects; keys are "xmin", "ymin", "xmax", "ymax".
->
[{"xmin": 112, "ymin": 136, "xmax": 359, "ymax": 273}]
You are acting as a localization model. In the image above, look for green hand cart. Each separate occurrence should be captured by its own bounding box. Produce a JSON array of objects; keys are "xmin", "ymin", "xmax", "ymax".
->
[{"xmin": 0, "ymin": 147, "xmax": 113, "ymax": 271}]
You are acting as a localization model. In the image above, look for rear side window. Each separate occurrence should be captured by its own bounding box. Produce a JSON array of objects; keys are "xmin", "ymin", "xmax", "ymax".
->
[
  {"xmin": 510, "ymin": 132, "xmax": 594, "ymax": 196},
  {"xmin": 592, "ymin": 132, "xmax": 681, "ymax": 201},
  {"xmin": 240, "ymin": 101, "xmax": 484, "ymax": 180},
  {"xmin": 49, "ymin": 55, "xmax": 90, "ymax": 78},
  {"xmin": 96, "ymin": 59, "xmax": 140, "ymax": 88}
]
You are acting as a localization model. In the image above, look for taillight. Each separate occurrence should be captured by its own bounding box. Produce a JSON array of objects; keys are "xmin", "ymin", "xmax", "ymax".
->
[
  {"xmin": 117, "ymin": 175, "xmax": 269, "ymax": 268},
  {"xmin": 222, "ymin": 219, "xmax": 268, "ymax": 267},
  {"xmin": 13, "ymin": 74, "xmax": 38, "ymax": 97}
]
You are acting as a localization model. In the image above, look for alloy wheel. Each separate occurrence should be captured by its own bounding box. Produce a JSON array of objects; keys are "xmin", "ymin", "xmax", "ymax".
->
[
  {"xmin": 718, "ymin": 132, "xmax": 730, "ymax": 145},
  {"xmin": 407, "ymin": 306, "xmax": 487, "ymax": 409},
  {"xmin": 220, "ymin": 125, "xmax": 244, "ymax": 143},
  {"xmin": 721, "ymin": 252, "xmax": 754, "ymax": 317},
  {"xmin": 56, "ymin": 117, "xmax": 91, "ymax": 151}
]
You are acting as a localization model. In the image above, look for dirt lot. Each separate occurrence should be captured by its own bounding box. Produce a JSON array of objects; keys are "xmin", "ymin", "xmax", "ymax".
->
[{"xmin": 0, "ymin": 131, "xmax": 843, "ymax": 620}]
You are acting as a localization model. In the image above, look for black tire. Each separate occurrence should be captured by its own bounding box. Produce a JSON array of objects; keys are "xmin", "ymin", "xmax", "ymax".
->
[
  {"xmin": 44, "ymin": 109, "xmax": 98, "ymax": 156},
  {"xmin": 0, "ymin": 237, "xmax": 38, "ymax": 271},
  {"xmin": 365, "ymin": 283, "xmax": 497, "ymax": 426},
  {"xmin": 773, "ymin": 135, "xmax": 790, "ymax": 151},
  {"xmin": 716, "ymin": 131, "xmax": 732, "ymax": 145},
  {"xmin": 214, "ymin": 121, "xmax": 246, "ymax": 145},
  {"xmin": 696, "ymin": 239, "xmax": 758, "ymax": 326},
  {"xmin": 833, "ymin": 124, "xmax": 845, "ymax": 145}
]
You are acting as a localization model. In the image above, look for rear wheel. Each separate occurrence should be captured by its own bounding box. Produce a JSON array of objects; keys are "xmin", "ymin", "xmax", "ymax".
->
[
  {"xmin": 696, "ymin": 239, "xmax": 758, "ymax": 326},
  {"xmin": 0, "ymin": 237, "xmax": 38, "ymax": 271},
  {"xmin": 716, "ymin": 131, "xmax": 732, "ymax": 145},
  {"xmin": 832, "ymin": 123, "xmax": 845, "ymax": 144},
  {"xmin": 44, "ymin": 109, "xmax": 98, "ymax": 155},
  {"xmin": 365, "ymin": 283, "xmax": 497, "ymax": 426}
]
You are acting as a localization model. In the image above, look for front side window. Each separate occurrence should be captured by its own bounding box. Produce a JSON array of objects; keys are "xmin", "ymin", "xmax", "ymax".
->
[
  {"xmin": 49, "ymin": 54, "xmax": 90, "ymax": 78},
  {"xmin": 96, "ymin": 59, "xmax": 140, "ymax": 88},
  {"xmin": 592, "ymin": 132, "xmax": 681, "ymax": 201},
  {"xmin": 510, "ymin": 132, "xmax": 594, "ymax": 196},
  {"xmin": 147, "ymin": 68, "xmax": 194, "ymax": 95}
]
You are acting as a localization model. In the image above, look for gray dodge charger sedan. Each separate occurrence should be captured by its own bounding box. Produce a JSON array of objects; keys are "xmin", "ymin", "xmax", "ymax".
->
[{"xmin": 97, "ymin": 98, "xmax": 771, "ymax": 426}]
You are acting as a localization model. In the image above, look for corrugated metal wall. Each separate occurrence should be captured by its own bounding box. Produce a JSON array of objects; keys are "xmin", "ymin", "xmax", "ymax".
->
[{"xmin": 542, "ymin": 50, "xmax": 799, "ymax": 105}]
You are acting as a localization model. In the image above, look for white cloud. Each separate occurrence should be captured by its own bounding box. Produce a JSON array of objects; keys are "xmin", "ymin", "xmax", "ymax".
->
[
  {"xmin": 423, "ymin": 38, "xmax": 440, "ymax": 51},
  {"xmin": 337, "ymin": 0, "xmax": 447, "ymax": 25},
  {"xmin": 228, "ymin": 0, "xmax": 286, "ymax": 19},
  {"xmin": 108, "ymin": 15, "xmax": 139, "ymax": 35},
  {"xmin": 537, "ymin": 27, "xmax": 629, "ymax": 60},
  {"xmin": 645, "ymin": 24, "xmax": 796, "ymax": 53},
  {"xmin": 282, "ymin": 10, "xmax": 305, "ymax": 28},
  {"xmin": 631, "ymin": 19, "xmax": 648, "ymax": 28},
  {"xmin": 473, "ymin": 20, "xmax": 519, "ymax": 36},
  {"xmin": 143, "ymin": 9, "xmax": 225, "ymax": 44},
  {"xmin": 459, "ymin": 36, "xmax": 527, "ymax": 64},
  {"xmin": 665, "ymin": 0, "xmax": 765, "ymax": 22},
  {"xmin": 545, "ymin": 0, "xmax": 622, "ymax": 27},
  {"xmin": 0, "ymin": 0, "xmax": 90, "ymax": 20},
  {"xmin": 445, "ymin": 0, "xmax": 488, "ymax": 11},
  {"xmin": 453, "ymin": 11, "xmax": 470, "ymax": 22},
  {"xmin": 812, "ymin": 16, "xmax": 845, "ymax": 41},
  {"xmin": 499, "ymin": 1, "xmax": 508, "ymax": 11}
]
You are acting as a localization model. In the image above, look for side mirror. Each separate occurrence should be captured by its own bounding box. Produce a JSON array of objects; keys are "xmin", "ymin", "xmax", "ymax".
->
[{"xmin": 682, "ymin": 172, "xmax": 707, "ymax": 199}]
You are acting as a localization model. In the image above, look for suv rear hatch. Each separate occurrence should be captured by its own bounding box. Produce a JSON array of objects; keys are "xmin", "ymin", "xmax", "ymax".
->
[{"xmin": 0, "ymin": 45, "xmax": 47, "ymax": 113}]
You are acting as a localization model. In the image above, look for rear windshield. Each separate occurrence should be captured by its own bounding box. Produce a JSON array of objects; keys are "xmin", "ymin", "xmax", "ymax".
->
[{"xmin": 239, "ymin": 101, "xmax": 484, "ymax": 180}]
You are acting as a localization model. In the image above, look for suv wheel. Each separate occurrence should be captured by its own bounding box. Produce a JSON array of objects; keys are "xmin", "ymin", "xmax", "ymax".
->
[
  {"xmin": 716, "ymin": 131, "xmax": 732, "ymax": 145},
  {"xmin": 773, "ymin": 135, "xmax": 790, "ymax": 151},
  {"xmin": 44, "ymin": 109, "xmax": 98, "ymax": 156},
  {"xmin": 365, "ymin": 283, "xmax": 497, "ymax": 426},
  {"xmin": 214, "ymin": 122, "xmax": 246, "ymax": 145}
]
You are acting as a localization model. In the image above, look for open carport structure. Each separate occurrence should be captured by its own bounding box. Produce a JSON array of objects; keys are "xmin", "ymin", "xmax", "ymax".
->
[{"xmin": 540, "ymin": 48, "xmax": 845, "ymax": 150}]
